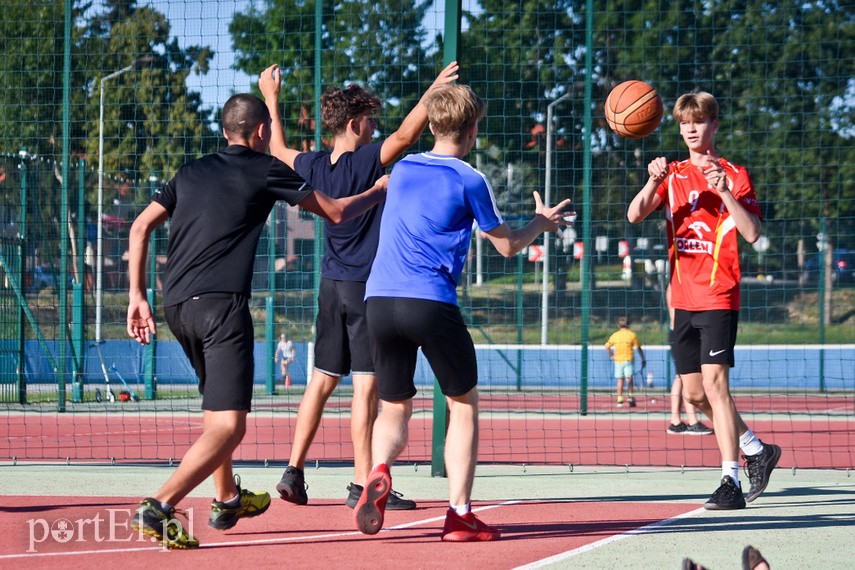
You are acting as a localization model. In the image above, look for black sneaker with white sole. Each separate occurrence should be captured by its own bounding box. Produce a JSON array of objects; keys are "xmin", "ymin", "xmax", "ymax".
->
[
  {"xmin": 276, "ymin": 465, "xmax": 308, "ymax": 505},
  {"xmin": 744, "ymin": 442, "xmax": 782, "ymax": 503},
  {"xmin": 703, "ymin": 476, "xmax": 746, "ymax": 510}
]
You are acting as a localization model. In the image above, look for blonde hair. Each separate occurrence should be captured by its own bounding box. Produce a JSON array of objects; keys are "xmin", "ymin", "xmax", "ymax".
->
[
  {"xmin": 672, "ymin": 91, "xmax": 719, "ymax": 123},
  {"xmin": 423, "ymin": 84, "xmax": 486, "ymax": 142}
]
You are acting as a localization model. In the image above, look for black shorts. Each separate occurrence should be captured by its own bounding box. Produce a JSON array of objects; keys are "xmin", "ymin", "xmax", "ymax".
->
[
  {"xmin": 671, "ymin": 309, "xmax": 739, "ymax": 374},
  {"xmin": 366, "ymin": 297, "xmax": 477, "ymax": 401},
  {"xmin": 164, "ymin": 293, "xmax": 254, "ymax": 411},
  {"xmin": 313, "ymin": 279, "xmax": 374, "ymax": 376}
]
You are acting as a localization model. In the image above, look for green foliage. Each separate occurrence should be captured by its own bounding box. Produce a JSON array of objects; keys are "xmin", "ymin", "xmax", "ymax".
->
[{"xmin": 230, "ymin": 0, "xmax": 437, "ymax": 151}]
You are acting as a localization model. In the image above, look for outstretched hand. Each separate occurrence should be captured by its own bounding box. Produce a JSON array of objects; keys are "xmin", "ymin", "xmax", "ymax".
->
[
  {"xmin": 533, "ymin": 191, "xmax": 574, "ymax": 232},
  {"xmin": 259, "ymin": 64, "xmax": 281, "ymax": 101}
]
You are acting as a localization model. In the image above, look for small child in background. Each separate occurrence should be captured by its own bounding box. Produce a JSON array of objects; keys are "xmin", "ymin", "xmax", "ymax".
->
[{"xmin": 605, "ymin": 316, "xmax": 646, "ymax": 408}]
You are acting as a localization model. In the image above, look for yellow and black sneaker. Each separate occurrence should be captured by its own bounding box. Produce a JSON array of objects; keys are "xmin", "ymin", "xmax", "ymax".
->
[
  {"xmin": 208, "ymin": 474, "xmax": 271, "ymax": 530},
  {"xmin": 131, "ymin": 498, "xmax": 199, "ymax": 549}
]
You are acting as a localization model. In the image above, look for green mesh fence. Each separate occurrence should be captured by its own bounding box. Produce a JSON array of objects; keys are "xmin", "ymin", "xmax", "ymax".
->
[{"xmin": 0, "ymin": 0, "xmax": 852, "ymax": 469}]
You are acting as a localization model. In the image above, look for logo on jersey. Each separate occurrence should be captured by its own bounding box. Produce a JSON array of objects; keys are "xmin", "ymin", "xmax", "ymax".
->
[
  {"xmin": 675, "ymin": 237, "xmax": 713, "ymax": 255},
  {"xmin": 687, "ymin": 221, "xmax": 711, "ymax": 240}
]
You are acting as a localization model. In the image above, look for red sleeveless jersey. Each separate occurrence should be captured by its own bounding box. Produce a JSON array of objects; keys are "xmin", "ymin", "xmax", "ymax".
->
[{"xmin": 654, "ymin": 158, "xmax": 761, "ymax": 311}]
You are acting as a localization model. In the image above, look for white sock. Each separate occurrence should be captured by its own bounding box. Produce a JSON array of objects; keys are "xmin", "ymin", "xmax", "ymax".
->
[
  {"xmin": 740, "ymin": 430, "xmax": 764, "ymax": 456},
  {"xmin": 451, "ymin": 503, "xmax": 470, "ymax": 516},
  {"xmin": 722, "ymin": 461, "xmax": 740, "ymax": 487}
]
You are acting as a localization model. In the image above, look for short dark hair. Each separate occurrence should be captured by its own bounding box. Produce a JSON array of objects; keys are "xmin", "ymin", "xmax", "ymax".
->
[
  {"xmin": 222, "ymin": 94, "xmax": 270, "ymax": 140},
  {"xmin": 618, "ymin": 316, "xmax": 629, "ymax": 328},
  {"xmin": 320, "ymin": 84, "xmax": 381, "ymax": 136}
]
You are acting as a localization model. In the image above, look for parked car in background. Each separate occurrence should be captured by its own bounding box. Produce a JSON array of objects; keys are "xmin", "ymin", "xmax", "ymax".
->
[{"xmin": 802, "ymin": 249, "xmax": 855, "ymax": 285}]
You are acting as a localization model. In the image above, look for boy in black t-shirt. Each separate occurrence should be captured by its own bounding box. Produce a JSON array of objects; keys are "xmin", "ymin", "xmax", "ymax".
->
[
  {"xmin": 259, "ymin": 62, "xmax": 458, "ymax": 509},
  {"xmin": 126, "ymin": 93, "xmax": 386, "ymax": 548}
]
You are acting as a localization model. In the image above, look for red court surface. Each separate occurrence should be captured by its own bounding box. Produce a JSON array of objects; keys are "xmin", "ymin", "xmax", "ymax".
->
[{"xmin": 0, "ymin": 495, "xmax": 700, "ymax": 568}]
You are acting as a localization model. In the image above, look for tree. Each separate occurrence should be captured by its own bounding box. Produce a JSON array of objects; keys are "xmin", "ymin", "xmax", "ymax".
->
[{"xmin": 230, "ymin": 0, "xmax": 436, "ymax": 152}]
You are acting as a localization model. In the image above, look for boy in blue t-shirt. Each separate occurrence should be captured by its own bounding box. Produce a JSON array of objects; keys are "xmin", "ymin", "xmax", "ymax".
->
[
  {"xmin": 353, "ymin": 84, "xmax": 572, "ymax": 541},
  {"xmin": 259, "ymin": 62, "xmax": 459, "ymax": 509}
]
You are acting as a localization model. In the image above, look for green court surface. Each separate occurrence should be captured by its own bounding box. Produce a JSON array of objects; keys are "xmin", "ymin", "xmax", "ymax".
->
[{"xmin": 1, "ymin": 463, "xmax": 851, "ymax": 568}]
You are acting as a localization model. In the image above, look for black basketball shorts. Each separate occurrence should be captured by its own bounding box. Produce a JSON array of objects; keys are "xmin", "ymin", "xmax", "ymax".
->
[
  {"xmin": 366, "ymin": 297, "xmax": 477, "ymax": 401},
  {"xmin": 164, "ymin": 293, "xmax": 255, "ymax": 411},
  {"xmin": 313, "ymin": 278, "xmax": 374, "ymax": 376},
  {"xmin": 671, "ymin": 309, "xmax": 739, "ymax": 375}
]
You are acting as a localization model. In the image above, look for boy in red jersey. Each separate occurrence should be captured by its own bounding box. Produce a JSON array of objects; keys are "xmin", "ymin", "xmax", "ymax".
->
[{"xmin": 627, "ymin": 91, "xmax": 781, "ymax": 510}]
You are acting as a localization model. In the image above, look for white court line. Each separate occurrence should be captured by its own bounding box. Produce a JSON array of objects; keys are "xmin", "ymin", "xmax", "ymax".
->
[
  {"xmin": 0, "ymin": 502, "xmax": 519, "ymax": 560},
  {"xmin": 513, "ymin": 507, "xmax": 706, "ymax": 569}
]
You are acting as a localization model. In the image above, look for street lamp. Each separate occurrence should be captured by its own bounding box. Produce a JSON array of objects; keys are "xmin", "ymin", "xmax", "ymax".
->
[
  {"xmin": 96, "ymin": 55, "xmax": 153, "ymax": 342},
  {"xmin": 541, "ymin": 91, "xmax": 572, "ymax": 345}
]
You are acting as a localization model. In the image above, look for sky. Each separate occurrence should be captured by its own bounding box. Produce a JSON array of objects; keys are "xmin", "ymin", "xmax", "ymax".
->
[
  {"xmin": 150, "ymin": 0, "xmax": 253, "ymax": 112},
  {"xmin": 147, "ymin": 0, "xmax": 449, "ymax": 114}
]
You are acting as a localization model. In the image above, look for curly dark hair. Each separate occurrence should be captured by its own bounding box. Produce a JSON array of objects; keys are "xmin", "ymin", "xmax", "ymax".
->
[{"xmin": 320, "ymin": 84, "xmax": 381, "ymax": 136}]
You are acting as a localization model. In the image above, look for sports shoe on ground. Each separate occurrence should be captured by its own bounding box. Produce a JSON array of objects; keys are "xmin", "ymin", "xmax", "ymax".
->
[
  {"xmin": 131, "ymin": 498, "xmax": 199, "ymax": 549},
  {"xmin": 441, "ymin": 509, "xmax": 501, "ymax": 542},
  {"xmin": 616, "ymin": 396, "xmax": 624, "ymax": 408},
  {"xmin": 703, "ymin": 475, "xmax": 746, "ymax": 510},
  {"xmin": 667, "ymin": 422, "xmax": 688, "ymax": 434},
  {"xmin": 627, "ymin": 396, "xmax": 637, "ymax": 408},
  {"xmin": 685, "ymin": 422, "xmax": 714, "ymax": 435},
  {"xmin": 209, "ymin": 474, "xmax": 271, "ymax": 530},
  {"xmin": 346, "ymin": 482, "xmax": 416, "ymax": 510},
  {"xmin": 744, "ymin": 442, "xmax": 782, "ymax": 503},
  {"xmin": 742, "ymin": 545, "xmax": 769, "ymax": 570},
  {"xmin": 276, "ymin": 465, "xmax": 308, "ymax": 505},
  {"xmin": 354, "ymin": 464, "xmax": 391, "ymax": 535}
]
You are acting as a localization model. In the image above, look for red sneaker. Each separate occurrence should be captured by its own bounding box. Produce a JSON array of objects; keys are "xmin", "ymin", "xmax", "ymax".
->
[
  {"xmin": 441, "ymin": 509, "xmax": 501, "ymax": 542},
  {"xmin": 354, "ymin": 464, "xmax": 391, "ymax": 535}
]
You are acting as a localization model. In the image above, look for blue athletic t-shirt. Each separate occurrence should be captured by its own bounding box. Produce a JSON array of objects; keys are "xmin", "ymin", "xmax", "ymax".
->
[
  {"xmin": 293, "ymin": 141, "xmax": 385, "ymax": 281},
  {"xmin": 365, "ymin": 152, "xmax": 504, "ymax": 305}
]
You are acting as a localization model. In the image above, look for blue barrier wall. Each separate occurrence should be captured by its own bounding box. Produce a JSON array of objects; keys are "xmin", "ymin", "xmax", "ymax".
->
[{"xmin": 11, "ymin": 340, "xmax": 854, "ymax": 391}]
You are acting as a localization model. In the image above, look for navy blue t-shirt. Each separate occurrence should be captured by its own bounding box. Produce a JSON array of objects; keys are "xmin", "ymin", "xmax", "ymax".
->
[
  {"xmin": 293, "ymin": 141, "xmax": 385, "ymax": 282},
  {"xmin": 154, "ymin": 145, "xmax": 312, "ymax": 306}
]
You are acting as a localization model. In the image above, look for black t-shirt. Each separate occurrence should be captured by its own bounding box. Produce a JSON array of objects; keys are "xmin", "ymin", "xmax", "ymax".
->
[
  {"xmin": 294, "ymin": 141, "xmax": 385, "ymax": 282},
  {"xmin": 154, "ymin": 145, "xmax": 312, "ymax": 306}
]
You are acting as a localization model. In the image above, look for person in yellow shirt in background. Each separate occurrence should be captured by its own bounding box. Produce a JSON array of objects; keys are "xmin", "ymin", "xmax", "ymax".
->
[{"xmin": 605, "ymin": 316, "xmax": 646, "ymax": 408}]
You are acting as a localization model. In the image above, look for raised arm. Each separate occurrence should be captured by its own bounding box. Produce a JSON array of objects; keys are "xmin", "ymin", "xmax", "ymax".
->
[
  {"xmin": 484, "ymin": 191, "xmax": 573, "ymax": 258},
  {"xmin": 298, "ymin": 174, "xmax": 389, "ymax": 224},
  {"xmin": 259, "ymin": 64, "xmax": 301, "ymax": 169},
  {"xmin": 379, "ymin": 61, "xmax": 460, "ymax": 166},
  {"xmin": 127, "ymin": 201, "xmax": 169, "ymax": 345}
]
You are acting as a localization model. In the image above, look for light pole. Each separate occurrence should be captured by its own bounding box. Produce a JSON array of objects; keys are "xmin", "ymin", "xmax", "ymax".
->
[
  {"xmin": 541, "ymin": 92, "xmax": 572, "ymax": 345},
  {"xmin": 96, "ymin": 55, "xmax": 152, "ymax": 342}
]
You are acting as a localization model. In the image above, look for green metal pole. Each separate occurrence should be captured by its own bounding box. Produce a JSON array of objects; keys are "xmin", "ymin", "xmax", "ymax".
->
[
  {"xmin": 431, "ymin": 0, "xmax": 462, "ymax": 479},
  {"xmin": 17, "ymin": 149, "xmax": 28, "ymax": 405},
  {"xmin": 56, "ymin": 0, "xmax": 73, "ymax": 412},
  {"xmin": 71, "ymin": 159, "xmax": 85, "ymax": 403},
  {"xmin": 579, "ymin": 0, "xmax": 594, "ymax": 416},
  {"xmin": 144, "ymin": 174, "xmax": 158, "ymax": 400},
  {"xmin": 516, "ymin": 251, "xmax": 523, "ymax": 391},
  {"xmin": 266, "ymin": 216, "xmax": 277, "ymax": 395},
  {"xmin": 817, "ymin": 217, "xmax": 826, "ymax": 393},
  {"xmin": 312, "ymin": 0, "xmax": 324, "ymax": 321}
]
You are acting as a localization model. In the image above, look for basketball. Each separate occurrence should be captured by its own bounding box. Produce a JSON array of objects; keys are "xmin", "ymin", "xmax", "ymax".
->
[{"xmin": 604, "ymin": 80, "xmax": 663, "ymax": 139}]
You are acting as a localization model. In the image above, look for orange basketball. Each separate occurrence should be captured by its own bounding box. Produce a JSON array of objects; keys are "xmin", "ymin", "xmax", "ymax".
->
[{"xmin": 604, "ymin": 80, "xmax": 663, "ymax": 139}]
